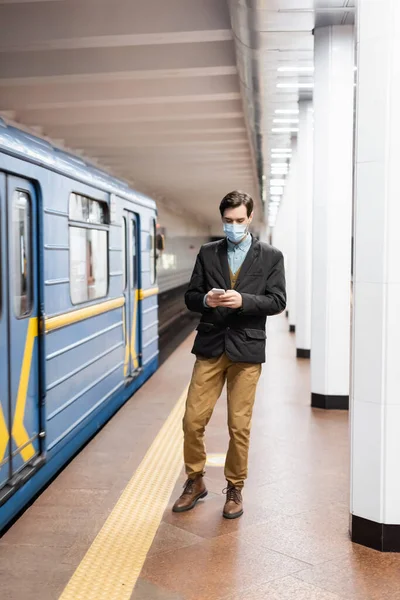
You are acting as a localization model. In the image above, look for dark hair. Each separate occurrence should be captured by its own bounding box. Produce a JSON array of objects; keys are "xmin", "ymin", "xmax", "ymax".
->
[{"xmin": 219, "ymin": 190, "xmax": 254, "ymax": 218}]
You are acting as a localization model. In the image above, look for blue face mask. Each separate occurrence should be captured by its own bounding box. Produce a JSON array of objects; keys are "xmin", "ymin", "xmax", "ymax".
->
[{"xmin": 223, "ymin": 223, "xmax": 248, "ymax": 244}]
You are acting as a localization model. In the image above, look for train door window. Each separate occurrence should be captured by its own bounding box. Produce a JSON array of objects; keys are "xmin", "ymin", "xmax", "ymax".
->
[
  {"xmin": 130, "ymin": 218, "xmax": 137, "ymax": 288},
  {"xmin": 149, "ymin": 217, "xmax": 156, "ymax": 284},
  {"xmin": 122, "ymin": 216, "xmax": 127, "ymax": 290},
  {"xmin": 13, "ymin": 190, "xmax": 32, "ymax": 318},
  {"xmin": 69, "ymin": 193, "xmax": 109, "ymax": 304}
]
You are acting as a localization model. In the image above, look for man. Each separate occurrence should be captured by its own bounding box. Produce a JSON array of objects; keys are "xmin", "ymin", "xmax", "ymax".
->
[{"xmin": 172, "ymin": 190, "xmax": 286, "ymax": 519}]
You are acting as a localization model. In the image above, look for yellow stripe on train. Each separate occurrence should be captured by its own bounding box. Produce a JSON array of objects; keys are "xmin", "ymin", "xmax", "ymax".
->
[
  {"xmin": 1, "ymin": 288, "xmax": 159, "ymax": 463},
  {"xmin": 45, "ymin": 297, "xmax": 125, "ymax": 333},
  {"xmin": 45, "ymin": 289, "xmax": 158, "ymax": 333},
  {"xmin": 0, "ymin": 318, "xmax": 38, "ymax": 464},
  {"xmin": 138, "ymin": 287, "xmax": 158, "ymax": 300},
  {"xmin": 12, "ymin": 318, "xmax": 38, "ymax": 462}
]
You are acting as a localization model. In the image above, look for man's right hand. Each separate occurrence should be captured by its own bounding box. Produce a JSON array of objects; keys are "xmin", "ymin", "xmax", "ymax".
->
[{"xmin": 205, "ymin": 290, "xmax": 225, "ymax": 308}]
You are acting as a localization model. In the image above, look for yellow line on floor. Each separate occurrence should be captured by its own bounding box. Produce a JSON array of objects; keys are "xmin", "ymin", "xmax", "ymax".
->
[{"xmin": 59, "ymin": 386, "xmax": 188, "ymax": 600}]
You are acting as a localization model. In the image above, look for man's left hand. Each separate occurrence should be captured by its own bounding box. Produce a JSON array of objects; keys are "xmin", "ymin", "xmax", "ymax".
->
[{"xmin": 218, "ymin": 289, "xmax": 243, "ymax": 309}]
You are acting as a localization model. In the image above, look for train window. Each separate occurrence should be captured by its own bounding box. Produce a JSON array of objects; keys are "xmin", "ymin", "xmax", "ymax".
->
[
  {"xmin": 70, "ymin": 228, "xmax": 108, "ymax": 304},
  {"xmin": 69, "ymin": 193, "xmax": 107, "ymax": 224},
  {"xmin": 69, "ymin": 194, "xmax": 108, "ymax": 304},
  {"xmin": 13, "ymin": 191, "xmax": 32, "ymax": 318},
  {"xmin": 89, "ymin": 199, "xmax": 106, "ymax": 224},
  {"xmin": 149, "ymin": 217, "xmax": 156, "ymax": 284}
]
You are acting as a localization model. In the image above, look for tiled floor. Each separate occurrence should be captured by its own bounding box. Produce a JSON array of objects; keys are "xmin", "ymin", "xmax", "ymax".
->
[
  {"xmin": 2, "ymin": 314, "xmax": 400, "ymax": 600},
  {"xmin": 133, "ymin": 315, "xmax": 400, "ymax": 600},
  {"xmin": 0, "ymin": 334, "xmax": 195, "ymax": 600}
]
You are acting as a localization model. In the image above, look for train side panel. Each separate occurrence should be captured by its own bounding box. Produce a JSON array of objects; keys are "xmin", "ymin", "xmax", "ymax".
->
[
  {"xmin": 43, "ymin": 175, "xmax": 126, "ymax": 458},
  {"xmin": 0, "ymin": 148, "xmax": 158, "ymax": 531}
]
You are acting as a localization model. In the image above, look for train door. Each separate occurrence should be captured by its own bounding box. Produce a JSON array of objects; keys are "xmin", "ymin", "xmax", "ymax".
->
[
  {"xmin": 0, "ymin": 172, "xmax": 8, "ymax": 489},
  {"xmin": 122, "ymin": 210, "xmax": 141, "ymax": 380},
  {"xmin": 0, "ymin": 175, "xmax": 41, "ymax": 494}
]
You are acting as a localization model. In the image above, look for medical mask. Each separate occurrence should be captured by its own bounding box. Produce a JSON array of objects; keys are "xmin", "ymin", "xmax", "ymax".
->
[{"xmin": 223, "ymin": 223, "xmax": 248, "ymax": 244}]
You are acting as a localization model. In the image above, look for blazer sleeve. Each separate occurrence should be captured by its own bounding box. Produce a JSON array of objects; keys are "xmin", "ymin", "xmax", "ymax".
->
[
  {"xmin": 185, "ymin": 249, "xmax": 211, "ymax": 314},
  {"xmin": 239, "ymin": 252, "xmax": 286, "ymax": 317}
]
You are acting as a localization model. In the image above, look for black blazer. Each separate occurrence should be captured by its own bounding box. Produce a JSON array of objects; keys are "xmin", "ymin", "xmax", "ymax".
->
[{"xmin": 185, "ymin": 236, "xmax": 286, "ymax": 363}]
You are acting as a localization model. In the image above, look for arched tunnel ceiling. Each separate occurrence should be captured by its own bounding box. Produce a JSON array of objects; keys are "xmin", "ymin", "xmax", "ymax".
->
[{"xmin": 0, "ymin": 0, "xmax": 355, "ymax": 229}]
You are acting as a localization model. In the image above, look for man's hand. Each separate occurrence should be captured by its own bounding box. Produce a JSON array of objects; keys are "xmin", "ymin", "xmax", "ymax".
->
[
  {"xmin": 205, "ymin": 289, "xmax": 224, "ymax": 308},
  {"xmin": 206, "ymin": 289, "xmax": 242, "ymax": 309}
]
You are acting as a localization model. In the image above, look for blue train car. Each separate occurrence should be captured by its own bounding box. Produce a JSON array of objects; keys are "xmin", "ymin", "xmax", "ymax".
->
[{"xmin": 0, "ymin": 120, "xmax": 159, "ymax": 531}]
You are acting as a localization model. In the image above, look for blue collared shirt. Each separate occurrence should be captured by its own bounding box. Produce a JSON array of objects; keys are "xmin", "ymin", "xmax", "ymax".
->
[
  {"xmin": 203, "ymin": 234, "xmax": 252, "ymax": 306},
  {"xmin": 227, "ymin": 233, "xmax": 252, "ymax": 276}
]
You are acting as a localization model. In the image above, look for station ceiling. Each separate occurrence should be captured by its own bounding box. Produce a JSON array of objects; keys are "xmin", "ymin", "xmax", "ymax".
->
[{"xmin": 0, "ymin": 0, "xmax": 355, "ymax": 229}]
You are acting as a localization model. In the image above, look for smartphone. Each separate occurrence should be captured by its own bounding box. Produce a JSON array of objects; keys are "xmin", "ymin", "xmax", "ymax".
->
[{"xmin": 211, "ymin": 288, "xmax": 225, "ymax": 295}]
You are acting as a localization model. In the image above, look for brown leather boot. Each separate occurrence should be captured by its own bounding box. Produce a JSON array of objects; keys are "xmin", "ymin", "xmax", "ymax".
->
[
  {"xmin": 223, "ymin": 484, "xmax": 243, "ymax": 519},
  {"xmin": 172, "ymin": 475, "xmax": 207, "ymax": 513}
]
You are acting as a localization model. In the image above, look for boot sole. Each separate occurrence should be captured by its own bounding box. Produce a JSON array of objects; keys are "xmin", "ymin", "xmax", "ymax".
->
[
  {"xmin": 172, "ymin": 490, "xmax": 208, "ymax": 513},
  {"xmin": 223, "ymin": 509, "xmax": 244, "ymax": 520}
]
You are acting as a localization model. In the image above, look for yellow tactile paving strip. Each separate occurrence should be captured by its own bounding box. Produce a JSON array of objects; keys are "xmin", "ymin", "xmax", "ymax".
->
[{"xmin": 59, "ymin": 386, "xmax": 187, "ymax": 600}]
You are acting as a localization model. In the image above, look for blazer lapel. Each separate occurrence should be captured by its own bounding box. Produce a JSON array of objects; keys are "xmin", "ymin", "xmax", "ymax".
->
[
  {"xmin": 235, "ymin": 238, "xmax": 260, "ymax": 291},
  {"xmin": 216, "ymin": 239, "xmax": 231, "ymax": 290}
]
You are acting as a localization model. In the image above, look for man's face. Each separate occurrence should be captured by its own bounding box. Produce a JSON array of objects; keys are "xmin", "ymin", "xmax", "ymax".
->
[{"xmin": 222, "ymin": 204, "xmax": 253, "ymax": 226}]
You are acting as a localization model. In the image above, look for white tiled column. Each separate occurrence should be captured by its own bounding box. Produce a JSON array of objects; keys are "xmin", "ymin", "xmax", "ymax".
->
[
  {"xmin": 286, "ymin": 142, "xmax": 298, "ymax": 333},
  {"xmin": 295, "ymin": 100, "xmax": 313, "ymax": 358},
  {"xmin": 273, "ymin": 141, "xmax": 298, "ymax": 332},
  {"xmin": 351, "ymin": 0, "xmax": 400, "ymax": 551},
  {"xmin": 311, "ymin": 25, "xmax": 355, "ymax": 410}
]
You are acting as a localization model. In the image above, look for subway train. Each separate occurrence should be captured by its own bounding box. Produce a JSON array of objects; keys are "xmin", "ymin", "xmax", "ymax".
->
[{"xmin": 0, "ymin": 121, "xmax": 206, "ymax": 532}]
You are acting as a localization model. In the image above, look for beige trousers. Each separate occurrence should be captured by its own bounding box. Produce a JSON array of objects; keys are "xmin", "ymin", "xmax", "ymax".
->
[{"xmin": 183, "ymin": 354, "xmax": 262, "ymax": 488}]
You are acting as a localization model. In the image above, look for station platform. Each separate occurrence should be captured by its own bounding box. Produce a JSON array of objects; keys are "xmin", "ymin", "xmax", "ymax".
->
[{"xmin": 1, "ymin": 315, "xmax": 400, "ymax": 600}]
